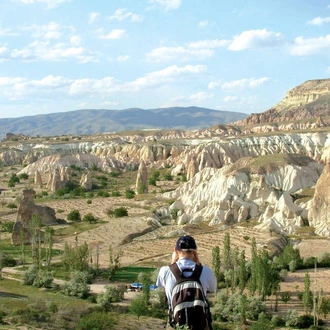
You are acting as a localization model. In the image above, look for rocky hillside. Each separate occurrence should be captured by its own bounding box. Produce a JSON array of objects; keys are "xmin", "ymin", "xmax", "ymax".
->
[
  {"xmin": 0, "ymin": 106, "xmax": 247, "ymax": 138},
  {"xmin": 236, "ymin": 78, "xmax": 330, "ymax": 127},
  {"xmin": 3, "ymin": 78, "xmax": 330, "ymax": 240}
]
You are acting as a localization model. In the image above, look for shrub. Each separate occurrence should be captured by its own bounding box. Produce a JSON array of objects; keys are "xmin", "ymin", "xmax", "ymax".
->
[
  {"xmin": 285, "ymin": 309, "xmax": 299, "ymax": 327},
  {"xmin": 270, "ymin": 315, "xmax": 285, "ymax": 327},
  {"xmin": 83, "ymin": 212, "xmax": 98, "ymax": 223},
  {"xmin": 0, "ymin": 252, "xmax": 16, "ymax": 267},
  {"xmin": 18, "ymin": 173, "xmax": 29, "ymax": 180},
  {"xmin": 97, "ymin": 286, "xmax": 125, "ymax": 311},
  {"xmin": 7, "ymin": 202, "xmax": 17, "ymax": 209},
  {"xmin": 62, "ymin": 271, "xmax": 91, "ymax": 298},
  {"xmin": 163, "ymin": 172, "xmax": 173, "ymax": 181},
  {"xmin": 67, "ymin": 209, "xmax": 81, "ymax": 222},
  {"xmin": 1, "ymin": 221, "xmax": 14, "ymax": 233},
  {"xmin": 125, "ymin": 188, "xmax": 135, "ymax": 199},
  {"xmin": 86, "ymin": 199, "xmax": 92, "ymax": 204},
  {"xmin": 111, "ymin": 191, "xmax": 121, "ymax": 197},
  {"xmin": 114, "ymin": 207, "xmax": 128, "ymax": 218},
  {"xmin": 77, "ymin": 311, "xmax": 116, "ymax": 330},
  {"xmin": 296, "ymin": 314, "xmax": 314, "ymax": 328}
]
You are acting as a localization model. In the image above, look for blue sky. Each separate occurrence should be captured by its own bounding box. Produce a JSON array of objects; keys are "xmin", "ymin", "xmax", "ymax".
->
[{"xmin": 1, "ymin": 0, "xmax": 330, "ymax": 119}]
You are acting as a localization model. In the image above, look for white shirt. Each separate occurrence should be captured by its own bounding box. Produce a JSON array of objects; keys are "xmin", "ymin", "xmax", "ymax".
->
[{"xmin": 156, "ymin": 257, "xmax": 217, "ymax": 305}]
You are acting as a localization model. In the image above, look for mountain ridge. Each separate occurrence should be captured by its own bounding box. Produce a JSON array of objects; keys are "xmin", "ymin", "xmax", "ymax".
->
[{"xmin": 0, "ymin": 106, "xmax": 248, "ymax": 137}]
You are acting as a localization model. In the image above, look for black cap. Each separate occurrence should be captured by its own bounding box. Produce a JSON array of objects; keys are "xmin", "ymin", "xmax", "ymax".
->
[{"xmin": 176, "ymin": 235, "xmax": 197, "ymax": 251}]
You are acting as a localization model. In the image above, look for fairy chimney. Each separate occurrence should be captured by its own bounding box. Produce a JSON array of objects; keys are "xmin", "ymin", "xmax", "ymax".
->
[{"xmin": 136, "ymin": 161, "xmax": 148, "ymax": 194}]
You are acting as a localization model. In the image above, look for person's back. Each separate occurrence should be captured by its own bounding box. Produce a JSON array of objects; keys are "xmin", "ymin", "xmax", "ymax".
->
[{"xmin": 156, "ymin": 235, "xmax": 217, "ymax": 330}]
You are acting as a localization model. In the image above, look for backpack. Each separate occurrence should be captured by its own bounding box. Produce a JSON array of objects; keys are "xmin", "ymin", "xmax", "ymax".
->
[{"xmin": 169, "ymin": 263, "xmax": 210, "ymax": 330}]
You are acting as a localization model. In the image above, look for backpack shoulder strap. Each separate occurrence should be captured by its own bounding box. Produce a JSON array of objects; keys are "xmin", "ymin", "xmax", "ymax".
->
[
  {"xmin": 169, "ymin": 263, "xmax": 182, "ymax": 281},
  {"xmin": 191, "ymin": 263, "xmax": 203, "ymax": 280}
]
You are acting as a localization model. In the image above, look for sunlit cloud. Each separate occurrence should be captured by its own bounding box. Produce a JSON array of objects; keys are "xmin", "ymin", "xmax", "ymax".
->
[
  {"xmin": 220, "ymin": 78, "xmax": 269, "ymax": 91},
  {"xmin": 108, "ymin": 8, "xmax": 143, "ymax": 22},
  {"xmin": 0, "ymin": 65, "xmax": 206, "ymax": 101},
  {"xmin": 88, "ymin": 12, "xmax": 100, "ymax": 24},
  {"xmin": 198, "ymin": 20, "xmax": 209, "ymax": 28},
  {"xmin": 9, "ymin": 40, "xmax": 96, "ymax": 63},
  {"xmin": 307, "ymin": 17, "xmax": 330, "ymax": 26},
  {"xmin": 147, "ymin": 39, "xmax": 228, "ymax": 62},
  {"xmin": 116, "ymin": 55, "xmax": 129, "ymax": 61},
  {"xmin": 149, "ymin": 0, "xmax": 181, "ymax": 11},
  {"xmin": 11, "ymin": 0, "xmax": 69, "ymax": 9},
  {"xmin": 289, "ymin": 35, "xmax": 330, "ymax": 55},
  {"xmin": 97, "ymin": 29, "xmax": 126, "ymax": 40},
  {"xmin": 229, "ymin": 29, "xmax": 284, "ymax": 51}
]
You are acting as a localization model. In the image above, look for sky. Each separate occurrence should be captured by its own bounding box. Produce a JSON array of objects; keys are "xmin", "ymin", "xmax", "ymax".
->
[{"xmin": 1, "ymin": 0, "xmax": 330, "ymax": 119}]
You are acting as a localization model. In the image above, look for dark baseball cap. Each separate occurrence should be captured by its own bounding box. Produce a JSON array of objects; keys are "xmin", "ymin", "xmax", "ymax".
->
[{"xmin": 176, "ymin": 235, "xmax": 197, "ymax": 251}]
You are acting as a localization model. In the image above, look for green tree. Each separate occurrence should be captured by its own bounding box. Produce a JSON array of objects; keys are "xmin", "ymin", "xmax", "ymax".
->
[
  {"xmin": 44, "ymin": 226, "xmax": 54, "ymax": 267},
  {"xmin": 238, "ymin": 250, "xmax": 248, "ymax": 294},
  {"xmin": 129, "ymin": 294, "xmax": 148, "ymax": 320},
  {"xmin": 223, "ymin": 232, "xmax": 231, "ymax": 270},
  {"xmin": 248, "ymin": 237, "xmax": 258, "ymax": 295},
  {"xmin": 108, "ymin": 245, "xmax": 122, "ymax": 279},
  {"xmin": 303, "ymin": 272, "xmax": 313, "ymax": 314},
  {"xmin": 67, "ymin": 209, "xmax": 81, "ymax": 222},
  {"xmin": 29, "ymin": 214, "xmax": 42, "ymax": 265},
  {"xmin": 212, "ymin": 245, "xmax": 221, "ymax": 283}
]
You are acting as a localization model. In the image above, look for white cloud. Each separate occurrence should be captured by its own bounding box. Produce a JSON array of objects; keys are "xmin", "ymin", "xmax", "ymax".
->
[
  {"xmin": 149, "ymin": 0, "xmax": 181, "ymax": 11},
  {"xmin": 89, "ymin": 12, "xmax": 100, "ymax": 24},
  {"xmin": 307, "ymin": 17, "xmax": 330, "ymax": 26},
  {"xmin": 116, "ymin": 55, "xmax": 129, "ymax": 61},
  {"xmin": 290, "ymin": 35, "xmax": 330, "ymax": 55},
  {"xmin": 188, "ymin": 91, "xmax": 214, "ymax": 103},
  {"xmin": 147, "ymin": 38, "xmax": 231, "ymax": 62},
  {"xmin": 98, "ymin": 29, "xmax": 126, "ymax": 40},
  {"xmin": 147, "ymin": 46, "xmax": 214, "ymax": 62},
  {"xmin": 70, "ymin": 35, "xmax": 81, "ymax": 46},
  {"xmin": 30, "ymin": 22, "xmax": 62, "ymax": 39},
  {"xmin": 198, "ymin": 20, "xmax": 209, "ymax": 28},
  {"xmin": 11, "ymin": 0, "xmax": 69, "ymax": 9},
  {"xmin": 188, "ymin": 39, "xmax": 230, "ymax": 49},
  {"xmin": 125, "ymin": 64, "xmax": 207, "ymax": 91},
  {"xmin": 108, "ymin": 8, "xmax": 143, "ymax": 22},
  {"xmin": 0, "ymin": 46, "xmax": 8, "ymax": 55},
  {"xmin": 223, "ymin": 96, "xmax": 239, "ymax": 102},
  {"xmin": 10, "ymin": 40, "xmax": 96, "ymax": 63},
  {"xmin": 0, "ymin": 28, "xmax": 18, "ymax": 36},
  {"xmin": 0, "ymin": 65, "xmax": 205, "ymax": 101},
  {"xmin": 221, "ymin": 78, "xmax": 269, "ymax": 90},
  {"xmin": 229, "ymin": 29, "xmax": 284, "ymax": 51}
]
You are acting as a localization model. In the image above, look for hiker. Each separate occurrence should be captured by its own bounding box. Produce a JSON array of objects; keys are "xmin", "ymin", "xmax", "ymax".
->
[{"xmin": 156, "ymin": 235, "xmax": 217, "ymax": 330}]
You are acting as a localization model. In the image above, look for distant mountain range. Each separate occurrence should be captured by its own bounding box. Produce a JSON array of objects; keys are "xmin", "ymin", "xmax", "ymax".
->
[{"xmin": 0, "ymin": 107, "xmax": 248, "ymax": 137}]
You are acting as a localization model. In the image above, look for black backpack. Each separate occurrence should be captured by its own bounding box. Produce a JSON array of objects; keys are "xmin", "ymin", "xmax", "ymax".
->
[{"xmin": 169, "ymin": 263, "xmax": 210, "ymax": 330}]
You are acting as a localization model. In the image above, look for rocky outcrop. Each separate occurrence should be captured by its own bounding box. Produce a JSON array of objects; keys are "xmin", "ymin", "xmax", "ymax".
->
[
  {"xmin": 80, "ymin": 171, "xmax": 92, "ymax": 190},
  {"xmin": 235, "ymin": 79, "xmax": 330, "ymax": 127},
  {"xmin": 34, "ymin": 170, "xmax": 42, "ymax": 186},
  {"xmin": 135, "ymin": 161, "xmax": 148, "ymax": 194},
  {"xmin": 309, "ymin": 163, "xmax": 330, "ymax": 236},
  {"xmin": 11, "ymin": 189, "xmax": 58, "ymax": 245},
  {"xmin": 163, "ymin": 154, "xmax": 323, "ymax": 235}
]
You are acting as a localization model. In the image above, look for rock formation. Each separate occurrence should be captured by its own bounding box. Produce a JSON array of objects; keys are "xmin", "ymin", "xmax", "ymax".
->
[
  {"xmin": 11, "ymin": 189, "xmax": 58, "ymax": 245},
  {"xmin": 34, "ymin": 170, "xmax": 42, "ymax": 186},
  {"xmin": 80, "ymin": 171, "xmax": 92, "ymax": 190},
  {"xmin": 164, "ymin": 154, "xmax": 323, "ymax": 235},
  {"xmin": 309, "ymin": 163, "xmax": 330, "ymax": 236},
  {"xmin": 135, "ymin": 161, "xmax": 148, "ymax": 194}
]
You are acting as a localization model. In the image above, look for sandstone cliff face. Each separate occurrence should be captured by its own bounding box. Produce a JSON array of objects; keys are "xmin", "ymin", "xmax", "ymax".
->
[{"xmin": 236, "ymin": 79, "xmax": 330, "ymax": 127}]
